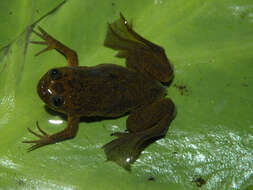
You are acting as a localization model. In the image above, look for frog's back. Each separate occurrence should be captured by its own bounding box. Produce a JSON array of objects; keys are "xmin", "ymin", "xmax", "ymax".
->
[{"xmin": 69, "ymin": 64, "xmax": 166, "ymax": 117}]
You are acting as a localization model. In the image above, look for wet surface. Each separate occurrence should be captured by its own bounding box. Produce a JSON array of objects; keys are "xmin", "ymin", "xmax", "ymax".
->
[{"xmin": 0, "ymin": 0, "xmax": 253, "ymax": 189}]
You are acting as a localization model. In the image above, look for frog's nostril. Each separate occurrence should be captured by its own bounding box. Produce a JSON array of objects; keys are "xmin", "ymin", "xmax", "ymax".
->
[{"xmin": 37, "ymin": 79, "xmax": 47, "ymax": 97}]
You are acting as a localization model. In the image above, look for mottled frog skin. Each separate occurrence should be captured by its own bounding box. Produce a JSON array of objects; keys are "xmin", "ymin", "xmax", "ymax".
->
[{"xmin": 24, "ymin": 14, "xmax": 175, "ymax": 171}]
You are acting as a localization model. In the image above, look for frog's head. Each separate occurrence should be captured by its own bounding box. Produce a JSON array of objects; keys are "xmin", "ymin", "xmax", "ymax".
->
[{"xmin": 37, "ymin": 67, "xmax": 73, "ymax": 114}]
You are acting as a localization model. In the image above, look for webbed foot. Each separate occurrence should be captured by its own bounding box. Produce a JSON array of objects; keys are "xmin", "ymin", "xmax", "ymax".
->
[
  {"xmin": 104, "ymin": 13, "xmax": 173, "ymax": 82},
  {"xmin": 103, "ymin": 131, "xmax": 149, "ymax": 171}
]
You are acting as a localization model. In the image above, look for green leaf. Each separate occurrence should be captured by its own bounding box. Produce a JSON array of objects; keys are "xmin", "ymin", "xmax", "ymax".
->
[{"xmin": 0, "ymin": 0, "xmax": 253, "ymax": 189}]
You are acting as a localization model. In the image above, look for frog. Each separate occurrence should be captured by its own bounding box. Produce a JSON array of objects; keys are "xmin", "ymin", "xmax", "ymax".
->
[{"xmin": 23, "ymin": 13, "xmax": 175, "ymax": 171}]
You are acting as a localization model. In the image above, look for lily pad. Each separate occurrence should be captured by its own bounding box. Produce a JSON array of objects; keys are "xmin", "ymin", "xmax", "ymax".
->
[{"xmin": 0, "ymin": 0, "xmax": 253, "ymax": 189}]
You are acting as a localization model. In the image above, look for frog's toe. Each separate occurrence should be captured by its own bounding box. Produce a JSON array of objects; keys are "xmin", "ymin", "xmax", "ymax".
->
[
  {"xmin": 110, "ymin": 132, "xmax": 127, "ymax": 137},
  {"xmin": 37, "ymin": 26, "xmax": 50, "ymax": 38},
  {"xmin": 31, "ymin": 26, "xmax": 57, "ymax": 56},
  {"xmin": 26, "ymin": 127, "xmax": 43, "ymax": 138},
  {"xmin": 30, "ymin": 39, "xmax": 54, "ymax": 56},
  {"xmin": 32, "ymin": 28, "xmax": 44, "ymax": 39},
  {"xmin": 35, "ymin": 121, "xmax": 49, "ymax": 136},
  {"xmin": 27, "ymin": 143, "xmax": 44, "ymax": 152},
  {"xmin": 22, "ymin": 138, "xmax": 46, "ymax": 152},
  {"xmin": 30, "ymin": 41, "xmax": 47, "ymax": 45},
  {"xmin": 32, "ymin": 26, "xmax": 49, "ymax": 40},
  {"xmin": 25, "ymin": 122, "xmax": 49, "ymax": 138},
  {"xmin": 23, "ymin": 122, "xmax": 52, "ymax": 151},
  {"xmin": 36, "ymin": 46, "xmax": 53, "ymax": 56},
  {"xmin": 23, "ymin": 137, "xmax": 52, "ymax": 152}
]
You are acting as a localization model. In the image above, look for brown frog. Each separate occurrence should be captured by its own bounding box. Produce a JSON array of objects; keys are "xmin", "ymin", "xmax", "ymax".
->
[{"xmin": 23, "ymin": 14, "xmax": 175, "ymax": 170}]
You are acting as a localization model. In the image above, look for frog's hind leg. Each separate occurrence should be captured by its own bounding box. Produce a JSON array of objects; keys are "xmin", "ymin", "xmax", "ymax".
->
[
  {"xmin": 104, "ymin": 13, "xmax": 173, "ymax": 82},
  {"xmin": 30, "ymin": 26, "xmax": 78, "ymax": 66},
  {"xmin": 102, "ymin": 98, "xmax": 175, "ymax": 171}
]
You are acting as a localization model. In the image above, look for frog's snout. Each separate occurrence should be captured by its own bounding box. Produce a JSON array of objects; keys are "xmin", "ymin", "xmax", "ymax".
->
[
  {"xmin": 37, "ymin": 79, "xmax": 46, "ymax": 96},
  {"xmin": 37, "ymin": 77, "xmax": 51, "ymax": 103}
]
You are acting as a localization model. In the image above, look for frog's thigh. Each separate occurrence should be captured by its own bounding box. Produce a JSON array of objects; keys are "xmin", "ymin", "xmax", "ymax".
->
[{"xmin": 127, "ymin": 98, "xmax": 175, "ymax": 133}]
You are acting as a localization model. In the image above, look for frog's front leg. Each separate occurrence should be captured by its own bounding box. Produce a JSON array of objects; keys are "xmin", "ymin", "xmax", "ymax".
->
[
  {"xmin": 30, "ymin": 26, "xmax": 78, "ymax": 66},
  {"xmin": 103, "ymin": 98, "xmax": 175, "ymax": 171},
  {"xmin": 23, "ymin": 116, "xmax": 79, "ymax": 151}
]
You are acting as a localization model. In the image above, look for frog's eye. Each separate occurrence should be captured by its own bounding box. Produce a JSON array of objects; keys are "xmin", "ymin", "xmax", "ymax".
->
[
  {"xmin": 49, "ymin": 69, "xmax": 61, "ymax": 80},
  {"xmin": 51, "ymin": 95, "xmax": 64, "ymax": 107}
]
